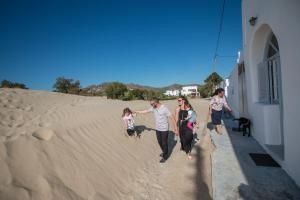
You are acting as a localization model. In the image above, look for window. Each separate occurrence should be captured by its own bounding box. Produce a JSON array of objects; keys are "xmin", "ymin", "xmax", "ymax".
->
[{"xmin": 258, "ymin": 33, "xmax": 280, "ymax": 104}]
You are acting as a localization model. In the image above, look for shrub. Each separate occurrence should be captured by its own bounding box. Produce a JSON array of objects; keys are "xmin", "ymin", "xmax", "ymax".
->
[
  {"xmin": 53, "ymin": 77, "xmax": 81, "ymax": 94},
  {"xmin": 1, "ymin": 80, "xmax": 28, "ymax": 89},
  {"xmin": 130, "ymin": 89, "xmax": 145, "ymax": 100},
  {"xmin": 105, "ymin": 82, "xmax": 128, "ymax": 99},
  {"xmin": 198, "ymin": 84, "xmax": 211, "ymax": 98},
  {"xmin": 67, "ymin": 80, "xmax": 81, "ymax": 94}
]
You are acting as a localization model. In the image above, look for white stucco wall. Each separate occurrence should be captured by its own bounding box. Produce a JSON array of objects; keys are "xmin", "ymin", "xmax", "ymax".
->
[
  {"xmin": 227, "ymin": 65, "xmax": 240, "ymax": 118},
  {"xmin": 242, "ymin": 0, "xmax": 300, "ymax": 186}
]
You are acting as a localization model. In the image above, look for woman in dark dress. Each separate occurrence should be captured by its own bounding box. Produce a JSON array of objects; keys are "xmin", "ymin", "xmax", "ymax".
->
[{"xmin": 175, "ymin": 96, "xmax": 194, "ymax": 159}]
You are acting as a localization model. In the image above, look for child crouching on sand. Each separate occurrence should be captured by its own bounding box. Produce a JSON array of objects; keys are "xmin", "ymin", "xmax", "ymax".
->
[{"xmin": 122, "ymin": 108, "xmax": 136, "ymax": 137}]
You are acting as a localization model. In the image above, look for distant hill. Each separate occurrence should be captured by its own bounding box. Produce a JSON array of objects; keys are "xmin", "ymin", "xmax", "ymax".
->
[
  {"xmin": 127, "ymin": 83, "xmax": 201, "ymax": 91},
  {"xmin": 82, "ymin": 82, "xmax": 201, "ymax": 94}
]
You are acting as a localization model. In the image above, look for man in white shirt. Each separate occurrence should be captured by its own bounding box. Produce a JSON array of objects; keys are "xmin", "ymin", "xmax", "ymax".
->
[{"xmin": 135, "ymin": 98, "xmax": 177, "ymax": 163}]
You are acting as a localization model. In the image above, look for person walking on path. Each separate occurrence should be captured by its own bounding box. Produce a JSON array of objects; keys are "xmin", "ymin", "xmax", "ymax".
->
[
  {"xmin": 175, "ymin": 96, "xmax": 194, "ymax": 159},
  {"xmin": 135, "ymin": 98, "xmax": 177, "ymax": 163},
  {"xmin": 209, "ymin": 88, "xmax": 232, "ymax": 134}
]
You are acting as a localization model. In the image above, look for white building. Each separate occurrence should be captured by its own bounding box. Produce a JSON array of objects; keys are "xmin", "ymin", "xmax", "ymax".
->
[
  {"xmin": 181, "ymin": 86, "xmax": 200, "ymax": 97},
  {"xmin": 227, "ymin": 0, "xmax": 300, "ymax": 186},
  {"xmin": 226, "ymin": 51, "xmax": 248, "ymax": 118},
  {"xmin": 164, "ymin": 90, "xmax": 180, "ymax": 97}
]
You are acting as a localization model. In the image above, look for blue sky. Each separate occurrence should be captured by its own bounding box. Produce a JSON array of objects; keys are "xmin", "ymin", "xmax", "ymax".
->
[{"xmin": 0, "ymin": 0, "xmax": 242, "ymax": 90}]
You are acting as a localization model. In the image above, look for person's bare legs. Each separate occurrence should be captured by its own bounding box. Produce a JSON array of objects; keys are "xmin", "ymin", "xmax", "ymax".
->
[
  {"xmin": 187, "ymin": 152, "xmax": 192, "ymax": 159},
  {"xmin": 216, "ymin": 125, "xmax": 223, "ymax": 134}
]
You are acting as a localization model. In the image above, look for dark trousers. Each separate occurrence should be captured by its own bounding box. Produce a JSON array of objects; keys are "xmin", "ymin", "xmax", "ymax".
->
[
  {"xmin": 179, "ymin": 128, "xmax": 193, "ymax": 154},
  {"xmin": 156, "ymin": 130, "xmax": 169, "ymax": 159}
]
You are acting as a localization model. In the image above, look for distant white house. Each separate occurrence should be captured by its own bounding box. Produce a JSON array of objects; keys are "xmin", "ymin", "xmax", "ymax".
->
[
  {"xmin": 164, "ymin": 90, "xmax": 180, "ymax": 96},
  {"xmin": 226, "ymin": 0, "xmax": 300, "ymax": 186},
  {"xmin": 181, "ymin": 86, "xmax": 200, "ymax": 97}
]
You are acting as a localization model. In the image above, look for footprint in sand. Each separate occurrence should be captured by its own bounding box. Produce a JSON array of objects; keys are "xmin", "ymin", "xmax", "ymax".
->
[
  {"xmin": 8, "ymin": 105, "xmax": 15, "ymax": 109},
  {"xmin": 1, "ymin": 99, "xmax": 9, "ymax": 104},
  {"xmin": 4, "ymin": 114, "xmax": 25, "ymax": 128},
  {"xmin": 9, "ymin": 114, "xmax": 23, "ymax": 121},
  {"xmin": 6, "ymin": 104, "xmax": 16, "ymax": 109},
  {"xmin": 7, "ymin": 121, "xmax": 24, "ymax": 128},
  {"xmin": 0, "ymin": 112, "xmax": 5, "ymax": 119},
  {"xmin": 23, "ymin": 105, "xmax": 33, "ymax": 112},
  {"xmin": 32, "ymin": 128, "xmax": 55, "ymax": 141},
  {"xmin": 38, "ymin": 122, "xmax": 52, "ymax": 128},
  {"xmin": 6, "ymin": 133, "xmax": 20, "ymax": 142},
  {"xmin": 2, "ymin": 130, "xmax": 26, "ymax": 142},
  {"xmin": 0, "ymin": 127, "xmax": 11, "ymax": 137},
  {"xmin": 12, "ymin": 99, "xmax": 22, "ymax": 104},
  {"xmin": 0, "ymin": 121, "xmax": 6, "ymax": 126}
]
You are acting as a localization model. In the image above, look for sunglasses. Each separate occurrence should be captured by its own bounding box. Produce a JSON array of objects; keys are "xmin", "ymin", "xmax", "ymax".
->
[{"xmin": 178, "ymin": 99, "xmax": 182, "ymax": 102}]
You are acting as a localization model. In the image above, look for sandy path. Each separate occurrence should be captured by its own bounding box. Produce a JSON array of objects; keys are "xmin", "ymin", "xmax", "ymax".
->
[
  {"xmin": 129, "ymin": 99, "xmax": 214, "ymax": 200},
  {"xmin": 0, "ymin": 88, "xmax": 213, "ymax": 200}
]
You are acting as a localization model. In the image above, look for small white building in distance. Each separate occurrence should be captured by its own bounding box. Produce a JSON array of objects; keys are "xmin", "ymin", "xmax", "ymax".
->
[
  {"xmin": 181, "ymin": 86, "xmax": 200, "ymax": 97},
  {"xmin": 164, "ymin": 90, "xmax": 180, "ymax": 96}
]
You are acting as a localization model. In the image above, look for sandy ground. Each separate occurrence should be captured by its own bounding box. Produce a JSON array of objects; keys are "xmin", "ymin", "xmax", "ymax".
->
[{"xmin": 0, "ymin": 88, "xmax": 213, "ymax": 200}]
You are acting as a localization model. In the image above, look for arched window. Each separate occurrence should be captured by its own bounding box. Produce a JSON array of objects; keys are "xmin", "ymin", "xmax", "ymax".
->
[
  {"xmin": 258, "ymin": 33, "xmax": 280, "ymax": 104},
  {"xmin": 267, "ymin": 34, "xmax": 279, "ymax": 58},
  {"xmin": 266, "ymin": 34, "xmax": 280, "ymax": 104}
]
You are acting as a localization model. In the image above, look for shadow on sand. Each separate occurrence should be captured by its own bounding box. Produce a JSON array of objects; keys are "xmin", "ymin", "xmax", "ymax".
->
[
  {"xmin": 193, "ymin": 143, "xmax": 213, "ymax": 200},
  {"xmin": 206, "ymin": 122, "xmax": 214, "ymax": 131},
  {"xmin": 134, "ymin": 125, "xmax": 177, "ymax": 159},
  {"xmin": 134, "ymin": 125, "xmax": 150, "ymax": 138},
  {"xmin": 167, "ymin": 131, "xmax": 177, "ymax": 159},
  {"xmin": 184, "ymin": 130, "xmax": 213, "ymax": 200}
]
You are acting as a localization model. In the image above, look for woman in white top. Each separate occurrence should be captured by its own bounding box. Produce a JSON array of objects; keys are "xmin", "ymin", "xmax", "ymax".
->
[{"xmin": 209, "ymin": 88, "xmax": 232, "ymax": 134}]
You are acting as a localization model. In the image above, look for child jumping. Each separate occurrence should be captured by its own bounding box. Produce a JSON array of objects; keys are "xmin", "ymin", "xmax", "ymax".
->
[{"xmin": 122, "ymin": 107, "xmax": 136, "ymax": 137}]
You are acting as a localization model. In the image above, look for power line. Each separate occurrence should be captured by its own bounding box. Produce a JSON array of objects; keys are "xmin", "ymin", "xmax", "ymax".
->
[
  {"xmin": 216, "ymin": 55, "xmax": 235, "ymax": 58},
  {"xmin": 212, "ymin": 0, "xmax": 226, "ymax": 72}
]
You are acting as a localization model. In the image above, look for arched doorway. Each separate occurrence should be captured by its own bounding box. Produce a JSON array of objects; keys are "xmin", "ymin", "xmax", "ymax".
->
[{"xmin": 257, "ymin": 31, "xmax": 284, "ymax": 159}]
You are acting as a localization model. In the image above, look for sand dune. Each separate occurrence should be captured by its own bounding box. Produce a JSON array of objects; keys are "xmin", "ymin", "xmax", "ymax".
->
[{"xmin": 0, "ymin": 88, "xmax": 212, "ymax": 200}]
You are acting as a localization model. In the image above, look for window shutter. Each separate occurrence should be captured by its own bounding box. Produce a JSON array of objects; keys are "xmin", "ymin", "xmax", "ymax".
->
[{"xmin": 258, "ymin": 62, "xmax": 269, "ymax": 103}]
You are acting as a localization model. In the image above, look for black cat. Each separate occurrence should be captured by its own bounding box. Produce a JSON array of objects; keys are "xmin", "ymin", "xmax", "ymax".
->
[{"xmin": 233, "ymin": 117, "xmax": 251, "ymax": 137}]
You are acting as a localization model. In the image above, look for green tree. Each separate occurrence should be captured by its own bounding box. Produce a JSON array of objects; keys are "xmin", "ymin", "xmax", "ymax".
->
[
  {"xmin": 53, "ymin": 77, "xmax": 81, "ymax": 94},
  {"xmin": 1, "ymin": 80, "xmax": 28, "ymax": 89},
  {"xmin": 68, "ymin": 80, "xmax": 81, "ymax": 94},
  {"xmin": 143, "ymin": 90, "xmax": 159, "ymax": 100},
  {"xmin": 11, "ymin": 82, "xmax": 28, "ymax": 89},
  {"xmin": 130, "ymin": 89, "xmax": 145, "ymax": 100},
  {"xmin": 203, "ymin": 72, "xmax": 223, "ymax": 96},
  {"xmin": 105, "ymin": 82, "xmax": 128, "ymax": 99},
  {"xmin": 1, "ymin": 80, "xmax": 12, "ymax": 88},
  {"xmin": 198, "ymin": 84, "xmax": 211, "ymax": 98}
]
